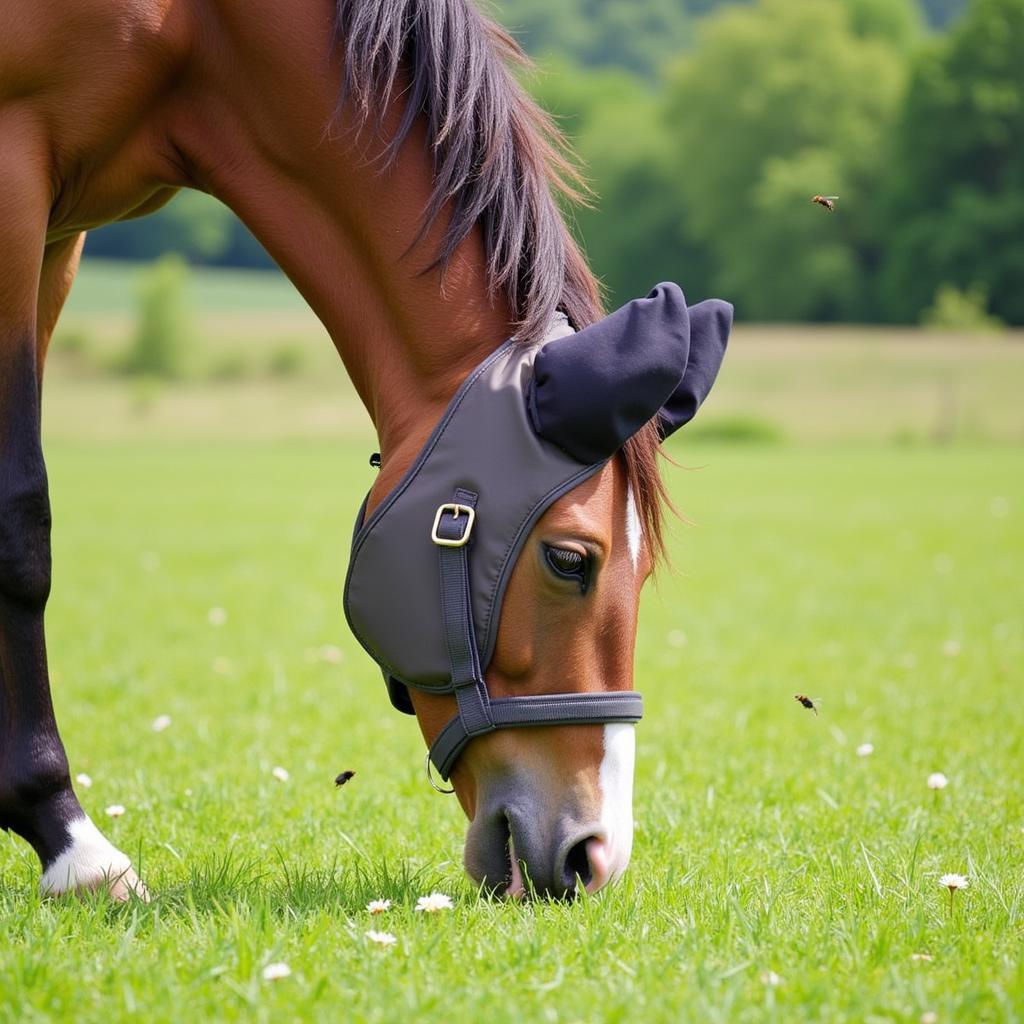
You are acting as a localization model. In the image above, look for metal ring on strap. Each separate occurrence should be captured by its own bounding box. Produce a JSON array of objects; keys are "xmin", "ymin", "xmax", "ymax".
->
[{"xmin": 425, "ymin": 751, "xmax": 455, "ymax": 794}]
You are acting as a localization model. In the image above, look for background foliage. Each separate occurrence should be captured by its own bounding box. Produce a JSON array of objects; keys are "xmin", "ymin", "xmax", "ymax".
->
[{"xmin": 81, "ymin": 0, "xmax": 1024, "ymax": 327}]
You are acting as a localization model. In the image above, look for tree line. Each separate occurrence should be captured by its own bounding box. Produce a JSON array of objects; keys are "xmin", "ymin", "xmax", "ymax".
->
[{"xmin": 87, "ymin": 0, "xmax": 1023, "ymax": 325}]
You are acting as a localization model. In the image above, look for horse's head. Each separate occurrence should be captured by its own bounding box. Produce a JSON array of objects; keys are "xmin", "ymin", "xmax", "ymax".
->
[
  {"xmin": 410, "ymin": 451, "xmax": 650, "ymax": 898},
  {"xmin": 345, "ymin": 285, "xmax": 731, "ymax": 899}
]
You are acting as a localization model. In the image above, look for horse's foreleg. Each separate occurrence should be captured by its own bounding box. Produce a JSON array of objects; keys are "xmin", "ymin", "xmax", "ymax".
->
[{"xmin": 0, "ymin": 140, "xmax": 145, "ymax": 898}]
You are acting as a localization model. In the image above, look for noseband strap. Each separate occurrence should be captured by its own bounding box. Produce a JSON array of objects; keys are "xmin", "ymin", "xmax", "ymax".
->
[{"xmin": 429, "ymin": 493, "xmax": 644, "ymax": 781}]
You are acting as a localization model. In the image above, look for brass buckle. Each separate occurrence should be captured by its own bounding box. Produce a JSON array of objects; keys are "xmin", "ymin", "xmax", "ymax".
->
[{"xmin": 431, "ymin": 503, "xmax": 476, "ymax": 547}]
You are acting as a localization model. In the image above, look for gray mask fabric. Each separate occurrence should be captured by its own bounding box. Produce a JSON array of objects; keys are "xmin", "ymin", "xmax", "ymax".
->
[{"xmin": 343, "ymin": 285, "xmax": 731, "ymax": 779}]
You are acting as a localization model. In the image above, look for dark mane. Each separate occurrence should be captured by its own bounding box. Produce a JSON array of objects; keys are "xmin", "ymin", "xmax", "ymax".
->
[{"xmin": 334, "ymin": 0, "xmax": 669, "ymax": 560}]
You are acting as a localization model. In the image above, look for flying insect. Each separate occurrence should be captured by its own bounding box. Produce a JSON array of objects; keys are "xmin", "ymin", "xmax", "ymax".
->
[{"xmin": 794, "ymin": 694, "xmax": 822, "ymax": 716}]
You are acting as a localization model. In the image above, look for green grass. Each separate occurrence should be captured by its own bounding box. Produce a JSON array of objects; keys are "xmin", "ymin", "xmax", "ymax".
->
[{"xmin": 1, "ymin": 441, "xmax": 1022, "ymax": 1022}]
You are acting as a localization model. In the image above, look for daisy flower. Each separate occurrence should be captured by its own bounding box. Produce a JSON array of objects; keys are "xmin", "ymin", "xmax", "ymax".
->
[
  {"xmin": 76, "ymin": 773, "xmax": 93, "ymax": 789},
  {"xmin": 759, "ymin": 970, "xmax": 782, "ymax": 987},
  {"xmin": 366, "ymin": 930, "xmax": 397, "ymax": 947},
  {"xmin": 152, "ymin": 714, "xmax": 172, "ymax": 732},
  {"xmin": 272, "ymin": 766, "xmax": 290, "ymax": 782},
  {"xmin": 939, "ymin": 873, "xmax": 968, "ymax": 917},
  {"xmin": 367, "ymin": 899, "xmax": 391, "ymax": 915},
  {"xmin": 927, "ymin": 772, "xmax": 948, "ymax": 790},
  {"xmin": 105, "ymin": 804, "xmax": 126, "ymax": 818},
  {"xmin": 415, "ymin": 892, "xmax": 453, "ymax": 913},
  {"xmin": 262, "ymin": 963, "xmax": 291, "ymax": 981},
  {"xmin": 856, "ymin": 743, "xmax": 874, "ymax": 757}
]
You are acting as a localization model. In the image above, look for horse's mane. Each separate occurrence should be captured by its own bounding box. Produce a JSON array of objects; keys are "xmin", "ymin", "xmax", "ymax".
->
[{"xmin": 334, "ymin": 0, "xmax": 669, "ymax": 560}]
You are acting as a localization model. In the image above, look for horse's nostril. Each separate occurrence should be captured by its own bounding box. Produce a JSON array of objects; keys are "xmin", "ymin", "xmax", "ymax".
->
[{"xmin": 562, "ymin": 836, "xmax": 596, "ymax": 892}]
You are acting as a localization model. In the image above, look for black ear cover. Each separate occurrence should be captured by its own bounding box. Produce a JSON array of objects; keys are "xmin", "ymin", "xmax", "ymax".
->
[
  {"xmin": 528, "ymin": 283, "xmax": 732, "ymax": 462},
  {"xmin": 658, "ymin": 297, "xmax": 732, "ymax": 440}
]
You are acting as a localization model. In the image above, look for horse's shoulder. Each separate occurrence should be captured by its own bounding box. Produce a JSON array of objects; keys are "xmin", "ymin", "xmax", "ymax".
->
[{"xmin": 0, "ymin": 0, "xmax": 189, "ymax": 104}]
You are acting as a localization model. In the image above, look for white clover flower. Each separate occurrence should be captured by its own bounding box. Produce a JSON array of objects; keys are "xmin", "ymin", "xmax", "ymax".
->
[
  {"xmin": 367, "ymin": 899, "xmax": 391, "ymax": 915},
  {"xmin": 415, "ymin": 892, "xmax": 453, "ymax": 913},
  {"xmin": 856, "ymin": 743, "xmax": 874, "ymax": 757},
  {"xmin": 927, "ymin": 772, "xmax": 949, "ymax": 790},
  {"xmin": 759, "ymin": 970, "xmax": 782, "ymax": 987},
  {"xmin": 262, "ymin": 962, "xmax": 292, "ymax": 981},
  {"xmin": 272, "ymin": 766, "xmax": 290, "ymax": 782},
  {"xmin": 152, "ymin": 714, "xmax": 172, "ymax": 733},
  {"xmin": 366, "ymin": 930, "xmax": 397, "ymax": 947},
  {"xmin": 76, "ymin": 773, "xmax": 93, "ymax": 789},
  {"xmin": 207, "ymin": 606, "xmax": 228, "ymax": 627},
  {"xmin": 105, "ymin": 804, "xmax": 126, "ymax": 818}
]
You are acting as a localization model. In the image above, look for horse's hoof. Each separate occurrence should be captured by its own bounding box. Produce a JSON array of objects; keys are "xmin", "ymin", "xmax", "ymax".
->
[
  {"xmin": 39, "ymin": 815, "xmax": 150, "ymax": 902},
  {"xmin": 98, "ymin": 864, "xmax": 150, "ymax": 903},
  {"xmin": 42, "ymin": 861, "xmax": 150, "ymax": 902}
]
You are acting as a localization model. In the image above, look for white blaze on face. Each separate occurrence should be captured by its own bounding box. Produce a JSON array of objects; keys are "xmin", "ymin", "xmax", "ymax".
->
[
  {"xmin": 39, "ymin": 815, "xmax": 135, "ymax": 896},
  {"xmin": 598, "ymin": 723, "xmax": 636, "ymax": 882},
  {"xmin": 625, "ymin": 484, "xmax": 642, "ymax": 573}
]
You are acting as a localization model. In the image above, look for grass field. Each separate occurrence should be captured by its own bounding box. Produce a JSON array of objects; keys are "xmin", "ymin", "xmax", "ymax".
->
[{"xmin": 2, "ymin": 261, "xmax": 1023, "ymax": 1021}]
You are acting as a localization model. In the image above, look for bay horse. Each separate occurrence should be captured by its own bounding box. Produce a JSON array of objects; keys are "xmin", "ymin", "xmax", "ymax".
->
[{"xmin": 0, "ymin": 0, "xmax": 729, "ymax": 900}]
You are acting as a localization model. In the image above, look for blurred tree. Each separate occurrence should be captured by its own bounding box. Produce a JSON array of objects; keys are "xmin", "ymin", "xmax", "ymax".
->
[
  {"xmin": 86, "ymin": 191, "xmax": 276, "ymax": 270},
  {"xmin": 496, "ymin": 0, "xmax": 693, "ymax": 77},
  {"xmin": 918, "ymin": 0, "xmax": 969, "ymax": 27},
  {"xmin": 120, "ymin": 255, "xmax": 191, "ymax": 378},
  {"xmin": 85, "ymin": 192, "xmax": 232, "ymax": 263},
  {"xmin": 665, "ymin": 0, "xmax": 916, "ymax": 320},
  {"xmin": 496, "ymin": 0, "xmax": 943, "ymax": 73},
  {"xmin": 847, "ymin": 0, "xmax": 922, "ymax": 45},
  {"xmin": 921, "ymin": 282, "xmax": 1005, "ymax": 330},
  {"xmin": 531, "ymin": 62, "xmax": 715, "ymax": 308},
  {"xmin": 880, "ymin": 0, "xmax": 1024, "ymax": 325}
]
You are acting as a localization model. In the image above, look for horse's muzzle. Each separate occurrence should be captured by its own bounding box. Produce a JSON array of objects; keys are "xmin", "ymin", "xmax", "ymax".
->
[{"xmin": 463, "ymin": 786, "xmax": 617, "ymax": 899}]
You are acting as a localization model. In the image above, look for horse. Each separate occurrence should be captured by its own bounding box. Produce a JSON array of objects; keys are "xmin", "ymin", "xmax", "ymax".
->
[{"xmin": 0, "ymin": 0, "xmax": 730, "ymax": 900}]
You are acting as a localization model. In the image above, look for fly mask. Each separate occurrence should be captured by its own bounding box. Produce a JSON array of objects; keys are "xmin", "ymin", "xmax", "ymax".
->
[{"xmin": 344, "ymin": 283, "xmax": 732, "ymax": 781}]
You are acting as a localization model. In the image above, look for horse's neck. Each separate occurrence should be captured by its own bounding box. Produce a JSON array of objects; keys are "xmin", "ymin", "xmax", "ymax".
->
[{"xmin": 179, "ymin": 0, "xmax": 514, "ymax": 494}]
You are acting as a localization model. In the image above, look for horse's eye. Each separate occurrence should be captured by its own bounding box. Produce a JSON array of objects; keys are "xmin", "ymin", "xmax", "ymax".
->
[{"xmin": 544, "ymin": 545, "xmax": 589, "ymax": 592}]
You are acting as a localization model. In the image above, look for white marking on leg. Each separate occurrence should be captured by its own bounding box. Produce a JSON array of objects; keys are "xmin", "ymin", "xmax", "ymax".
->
[
  {"xmin": 597, "ymin": 723, "xmax": 636, "ymax": 885},
  {"xmin": 39, "ymin": 815, "xmax": 137, "ymax": 897},
  {"xmin": 625, "ymin": 485, "xmax": 643, "ymax": 573}
]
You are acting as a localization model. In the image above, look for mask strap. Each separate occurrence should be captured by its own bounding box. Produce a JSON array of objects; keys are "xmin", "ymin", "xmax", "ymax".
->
[{"xmin": 427, "ymin": 490, "xmax": 644, "ymax": 784}]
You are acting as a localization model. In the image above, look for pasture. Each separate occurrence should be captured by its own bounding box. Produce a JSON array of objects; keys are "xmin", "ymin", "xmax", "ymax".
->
[{"xmin": 1, "ymin": 263, "xmax": 1022, "ymax": 1021}]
